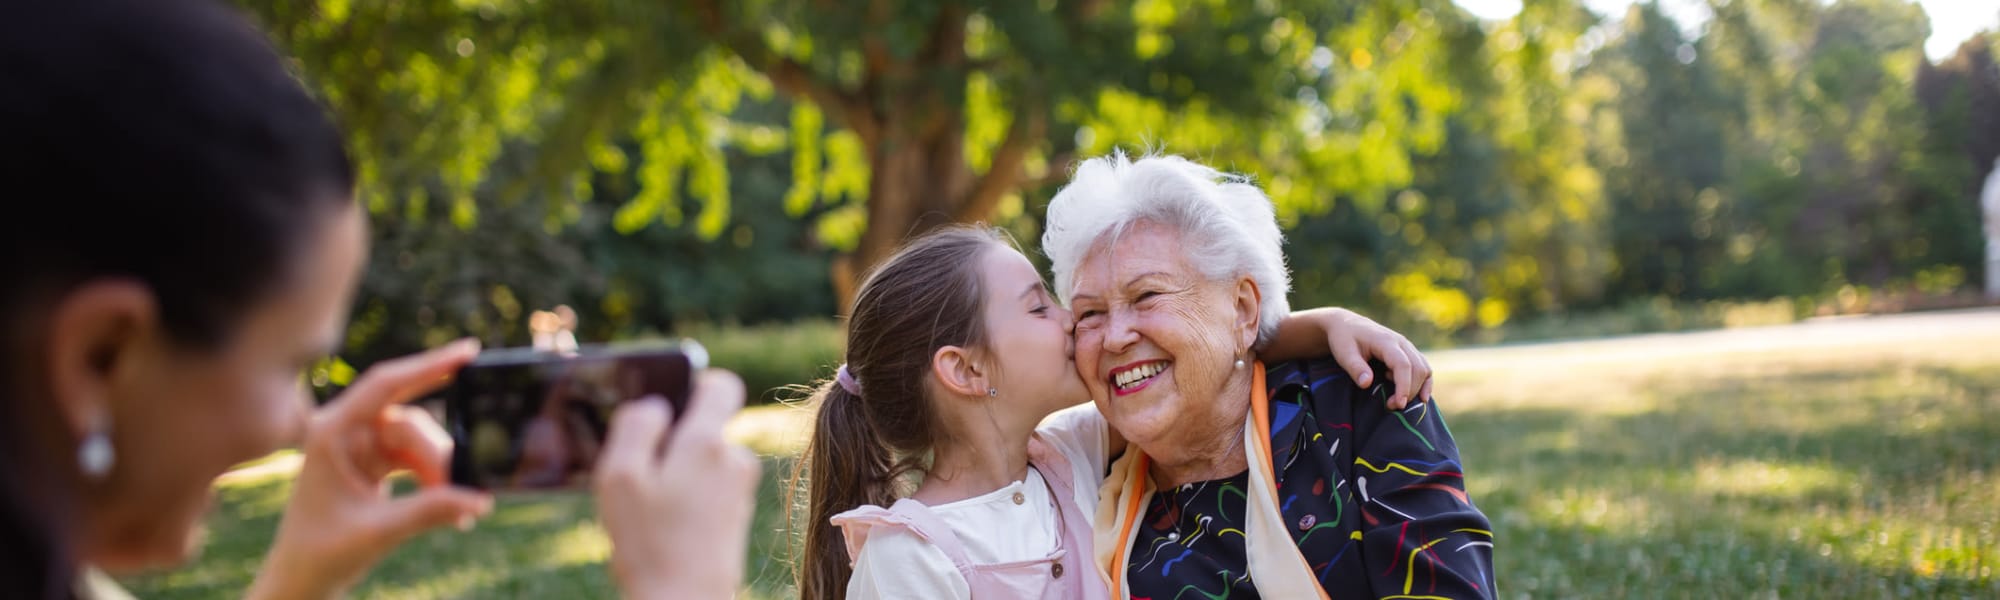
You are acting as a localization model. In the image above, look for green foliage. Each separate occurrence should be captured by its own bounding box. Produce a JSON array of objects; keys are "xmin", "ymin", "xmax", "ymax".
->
[
  {"xmin": 679, "ymin": 320, "xmax": 846, "ymax": 405},
  {"xmin": 241, "ymin": 0, "xmax": 1998, "ymax": 372}
]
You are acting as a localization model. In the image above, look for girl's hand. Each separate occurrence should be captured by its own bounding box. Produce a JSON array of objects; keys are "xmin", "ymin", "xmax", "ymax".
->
[{"xmin": 1267, "ymin": 308, "xmax": 1434, "ymax": 409}]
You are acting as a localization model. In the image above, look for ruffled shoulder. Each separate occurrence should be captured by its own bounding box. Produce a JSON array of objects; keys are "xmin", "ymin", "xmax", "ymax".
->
[{"xmin": 830, "ymin": 499, "xmax": 956, "ymax": 567}]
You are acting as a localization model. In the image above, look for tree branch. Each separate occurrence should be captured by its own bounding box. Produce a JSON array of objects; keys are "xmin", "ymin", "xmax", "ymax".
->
[
  {"xmin": 686, "ymin": 0, "xmax": 881, "ymax": 148},
  {"xmin": 956, "ymin": 97, "xmax": 1048, "ymax": 222},
  {"xmin": 764, "ymin": 59, "xmax": 881, "ymax": 148}
]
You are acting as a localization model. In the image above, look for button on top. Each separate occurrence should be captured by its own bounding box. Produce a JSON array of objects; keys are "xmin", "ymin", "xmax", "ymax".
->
[
  {"xmin": 1052, "ymin": 562, "xmax": 1065, "ymax": 578},
  {"xmin": 1166, "ymin": 531, "xmax": 1180, "ymax": 542},
  {"xmin": 1011, "ymin": 491, "xmax": 1025, "ymax": 505}
]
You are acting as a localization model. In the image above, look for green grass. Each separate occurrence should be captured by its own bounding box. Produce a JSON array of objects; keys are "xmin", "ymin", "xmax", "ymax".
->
[
  {"xmin": 1448, "ymin": 361, "xmax": 1998, "ymax": 596},
  {"xmin": 121, "ymin": 319, "xmax": 2000, "ymax": 598}
]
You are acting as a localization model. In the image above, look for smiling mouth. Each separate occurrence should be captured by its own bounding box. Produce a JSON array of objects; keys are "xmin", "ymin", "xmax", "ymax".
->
[{"xmin": 1111, "ymin": 360, "xmax": 1169, "ymax": 395}]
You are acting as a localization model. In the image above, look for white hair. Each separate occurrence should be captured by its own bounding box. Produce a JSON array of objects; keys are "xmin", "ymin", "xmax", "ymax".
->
[{"xmin": 1041, "ymin": 152, "xmax": 1292, "ymax": 349}]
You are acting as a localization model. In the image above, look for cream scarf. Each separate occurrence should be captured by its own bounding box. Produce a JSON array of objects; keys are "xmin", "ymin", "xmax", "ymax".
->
[{"xmin": 1090, "ymin": 364, "xmax": 1329, "ymax": 599}]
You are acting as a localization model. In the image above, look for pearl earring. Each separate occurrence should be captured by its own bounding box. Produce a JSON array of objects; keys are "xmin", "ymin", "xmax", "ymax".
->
[
  {"xmin": 78, "ymin": 430, "xmax": 114, "ymax": 479},
  {"xmin": 1234, "ymin": 358, "xmax": 1245, "ymax": 370}
]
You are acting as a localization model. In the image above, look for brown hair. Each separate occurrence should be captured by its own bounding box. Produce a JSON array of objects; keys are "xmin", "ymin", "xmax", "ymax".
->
[{"xmin": 790, "ymin": 226, "xmax": 1008, "ymax": 600}]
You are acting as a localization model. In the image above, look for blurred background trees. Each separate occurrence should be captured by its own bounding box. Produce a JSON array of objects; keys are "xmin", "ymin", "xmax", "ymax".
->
[{"xmin": 233, "ymin": 0, "xmax": 1999, "ymax": 396}]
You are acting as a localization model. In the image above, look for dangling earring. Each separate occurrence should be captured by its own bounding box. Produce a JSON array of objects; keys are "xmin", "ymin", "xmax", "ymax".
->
[
  {"xmin": 1234, "ymin": 358, "xmax": 1245, "ymax": 370},
  {"xmin": 78, "ymin": 429, "xmax": 114, "ymax": 479},
  {"xmin": 987, "ymin": 387, "xmax": 1000, "ymax": 397}
]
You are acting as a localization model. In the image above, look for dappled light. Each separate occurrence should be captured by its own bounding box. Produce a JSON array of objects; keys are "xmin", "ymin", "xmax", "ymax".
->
[
  {"xmin": 115, "ymin": 311, "xmax": 2000, "ymax": 597},
  {"xmin": 59, "ymin": 0, "xmax": 2000, "ymax": 596}
]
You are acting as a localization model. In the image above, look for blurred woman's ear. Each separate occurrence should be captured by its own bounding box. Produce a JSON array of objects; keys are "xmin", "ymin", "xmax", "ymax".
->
[
  {"xmin": 43, "ymin": 279, "xmax": 161, "ymax": 454},
  {"xmin": 1231, "ymin": 277, "xmax": 1262, "ymax": 355}
]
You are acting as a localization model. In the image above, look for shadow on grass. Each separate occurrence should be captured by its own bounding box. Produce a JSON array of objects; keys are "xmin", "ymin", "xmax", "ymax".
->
[
  {"xmin": 1452, "ymin": 365, "xmax": 1999, "ymax": 597},
  {"xmin": 121, "ymin": 363, "xmax": 1996, "ymax": 598},
  {"xmin": 120, "ymin": 456, "xmax": 802, "ymax": 599}
]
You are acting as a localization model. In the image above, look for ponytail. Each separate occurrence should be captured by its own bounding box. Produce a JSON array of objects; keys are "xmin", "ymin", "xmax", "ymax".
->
[
  {"xmin": 786, "ymin": 227, "xmax": 1007, "ymax": 599},
  {"xmin": 790, "ymin": 379, "xmax": 908, "ymax": 600}
]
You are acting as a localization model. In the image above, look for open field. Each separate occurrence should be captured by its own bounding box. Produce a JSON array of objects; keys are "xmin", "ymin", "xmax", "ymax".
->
[{"xmin": 122, "ymin": 309, "xmax": 2000, "ymax": 598}]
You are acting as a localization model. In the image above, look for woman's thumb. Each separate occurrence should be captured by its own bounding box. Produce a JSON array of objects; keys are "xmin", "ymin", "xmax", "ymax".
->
[{"xmin": 372, "ymin": 487, "xmax": 493, "ymax": 544}]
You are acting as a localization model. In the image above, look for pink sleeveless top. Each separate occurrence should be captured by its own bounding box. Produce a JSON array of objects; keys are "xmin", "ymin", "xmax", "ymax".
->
[{"xmin": 832, "ymin": 435, "xmax": 1108, "ymax": 599}]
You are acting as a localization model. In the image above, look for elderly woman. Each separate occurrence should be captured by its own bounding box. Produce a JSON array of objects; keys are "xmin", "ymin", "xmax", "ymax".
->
[{"xmin": 1043, "ymin": 154, "xmax": 1495, "ymax": 598}]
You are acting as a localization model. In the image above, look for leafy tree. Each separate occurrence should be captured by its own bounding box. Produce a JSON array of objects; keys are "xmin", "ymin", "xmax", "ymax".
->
[
  {"xmin": 242, "ymin": 0, "xmax": 1482, "ymax": 308},
  {"xmin": 1586, "ymin": 1, "xmax": 1734, "ymax": 298}
]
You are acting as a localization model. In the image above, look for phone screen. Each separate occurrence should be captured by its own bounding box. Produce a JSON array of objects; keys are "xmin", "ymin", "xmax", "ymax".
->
[{"xmin": 444, "ymin": 341, "xmax": 704, "ymax": 490}]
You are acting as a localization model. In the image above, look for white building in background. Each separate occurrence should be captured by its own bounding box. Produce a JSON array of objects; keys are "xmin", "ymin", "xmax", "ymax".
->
[{"xmin": 1986, "ymin": 157, "xmax": 2000, "ymax": 301}]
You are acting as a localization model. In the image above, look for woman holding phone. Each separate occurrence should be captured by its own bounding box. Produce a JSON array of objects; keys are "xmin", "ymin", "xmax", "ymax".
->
[{"xmin": 0, "ymin": 1, "xmax": 760, "ymax": 598}]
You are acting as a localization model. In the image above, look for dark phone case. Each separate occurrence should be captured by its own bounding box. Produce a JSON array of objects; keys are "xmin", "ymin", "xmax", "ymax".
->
[{"xmin": 445, "ymin": 340, "xmax": 706, "ymax": 490}]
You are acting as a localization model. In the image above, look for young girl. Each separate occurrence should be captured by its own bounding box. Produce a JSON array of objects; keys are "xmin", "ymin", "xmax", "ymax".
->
[{"xmin": 792, "ymin": 226, "xmax": 1430, "ymax": 599}]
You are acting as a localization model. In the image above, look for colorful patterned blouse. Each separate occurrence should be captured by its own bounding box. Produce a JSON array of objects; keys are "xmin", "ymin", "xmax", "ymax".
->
[{"xmin": 1123, "ymin": 357, "xmax": 1495, "ymax": 599}]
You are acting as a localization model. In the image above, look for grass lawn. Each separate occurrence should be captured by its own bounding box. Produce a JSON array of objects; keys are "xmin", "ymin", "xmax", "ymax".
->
[{"xmin": 120, "ymin": 312, "xmax": 2000, "ymax": 598}]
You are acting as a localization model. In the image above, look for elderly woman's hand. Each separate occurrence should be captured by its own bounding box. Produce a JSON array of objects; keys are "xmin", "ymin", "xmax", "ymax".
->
[
  {"xmin": 1266, "ymin": 307, "xmax": 1433, "ymax": 410},
  {"xmin": 248, "ymin": 340, "xmax": 495, "ymax": 600}
]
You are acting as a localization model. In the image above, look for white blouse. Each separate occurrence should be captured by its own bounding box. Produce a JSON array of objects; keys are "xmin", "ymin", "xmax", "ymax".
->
[{"xmin": 844, "ymin": 404, "xmax": 1110, "ymax": 600}]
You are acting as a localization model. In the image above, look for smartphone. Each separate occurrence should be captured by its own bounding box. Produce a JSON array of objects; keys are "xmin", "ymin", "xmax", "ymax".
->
[{"xmin": 444, "ymin": 340, "xmax": 706, "ymax": 491}]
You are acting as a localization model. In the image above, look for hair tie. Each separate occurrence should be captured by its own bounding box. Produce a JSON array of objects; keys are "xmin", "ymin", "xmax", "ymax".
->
[{"xmin": 835, "ymin": 363, "xmax": 863, "ymax": 396}]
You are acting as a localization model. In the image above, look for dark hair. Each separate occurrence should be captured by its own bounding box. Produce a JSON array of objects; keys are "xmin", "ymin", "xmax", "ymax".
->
[
  {"xmin": 790, "ymin": 226, "xmax": 1007, "ymax": 600},
  {"xmin": 0, "ymin": 0, "xmax": 355, "ymax": 595}
]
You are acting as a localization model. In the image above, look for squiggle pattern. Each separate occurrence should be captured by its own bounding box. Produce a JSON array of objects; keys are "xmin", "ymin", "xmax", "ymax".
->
[{"xmin": 1124, "ymin": 358, "xmax": 1496, "ymax": 599}]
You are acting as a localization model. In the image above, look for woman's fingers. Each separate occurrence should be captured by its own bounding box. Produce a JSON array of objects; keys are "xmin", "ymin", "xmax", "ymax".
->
[
  {"xmin": 596, "ymin": 369, "xmax": 759, "ymax": 598},
  {"xmin": 371, "ymin": 485, "xmax": 492, "ymax": 543},
  {"xmin": 661, "ymin": 371, "xmax": 746, "ymax": 464},
  {"xmin": 331, "ymin": 339, "xmax": 479, "ymax": 428},
  {"xmin": 374, "ymin": 404, "xmax": 455, "ymax": 487},
  {"xmin": 599, "ymin": 396, "xmax": 674, "ymax": 481}
]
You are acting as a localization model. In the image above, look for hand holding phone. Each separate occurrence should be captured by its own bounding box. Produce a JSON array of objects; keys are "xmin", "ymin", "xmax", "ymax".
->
[
  {"xmin": 252, "ymin": 340, "xmax": 494, "ymax": 600},
  {"xmin": 594, "ymin": 370, "xmax": 762, "ymax": 599}
]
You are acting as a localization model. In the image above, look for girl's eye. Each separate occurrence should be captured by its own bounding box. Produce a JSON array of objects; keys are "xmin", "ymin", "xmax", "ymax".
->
[{"xmin": 1031, "ymin": 305, "xmax": 1049, "ymax": 315}]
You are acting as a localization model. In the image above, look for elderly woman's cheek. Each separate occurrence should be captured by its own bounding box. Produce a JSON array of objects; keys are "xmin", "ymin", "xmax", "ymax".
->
[{"xmin": 1074, "ymin": 330, "xmax": 1106, "ymax": 391}]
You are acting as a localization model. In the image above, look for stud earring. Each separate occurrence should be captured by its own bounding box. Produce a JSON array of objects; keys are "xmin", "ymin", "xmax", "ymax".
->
[{"xmin": 988, "ymin": 387, "xmax": 1000, "ymax": 397}]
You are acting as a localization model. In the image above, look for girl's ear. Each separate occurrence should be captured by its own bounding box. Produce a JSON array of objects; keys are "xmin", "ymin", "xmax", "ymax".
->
[{"xmin": 930, "ymin": 345, "xmax": 990, "ymax": 399}]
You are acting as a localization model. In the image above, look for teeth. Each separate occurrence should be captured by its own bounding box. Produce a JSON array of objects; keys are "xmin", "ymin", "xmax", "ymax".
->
[{"xmin": 1115, "ymin": 362, "xmax": 1165, "ymax": 389}]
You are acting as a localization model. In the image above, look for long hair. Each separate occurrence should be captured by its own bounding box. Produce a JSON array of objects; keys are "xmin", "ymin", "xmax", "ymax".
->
[
  {"xmin": 790, "ymin": 226, "xmax": 1007, "ymax": 600},
  {"xmin": 0, "ymin": 0, "xmax": 355, "ymax": 596}
]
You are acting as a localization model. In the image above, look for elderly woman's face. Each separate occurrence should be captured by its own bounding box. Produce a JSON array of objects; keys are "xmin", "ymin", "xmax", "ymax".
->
[{"xmin": 1068, "ymin": 221, "xmax": 1259, "ymax": 449}]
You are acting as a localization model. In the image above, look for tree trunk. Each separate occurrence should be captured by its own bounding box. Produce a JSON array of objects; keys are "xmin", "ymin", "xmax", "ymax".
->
[
  {"xmin": 831, "ymin": 115, "xmax": 974, "ymax": 311},
  {"xmin": 815, "ymin": 3, "xmax": 1049, "ymax": 313}
]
